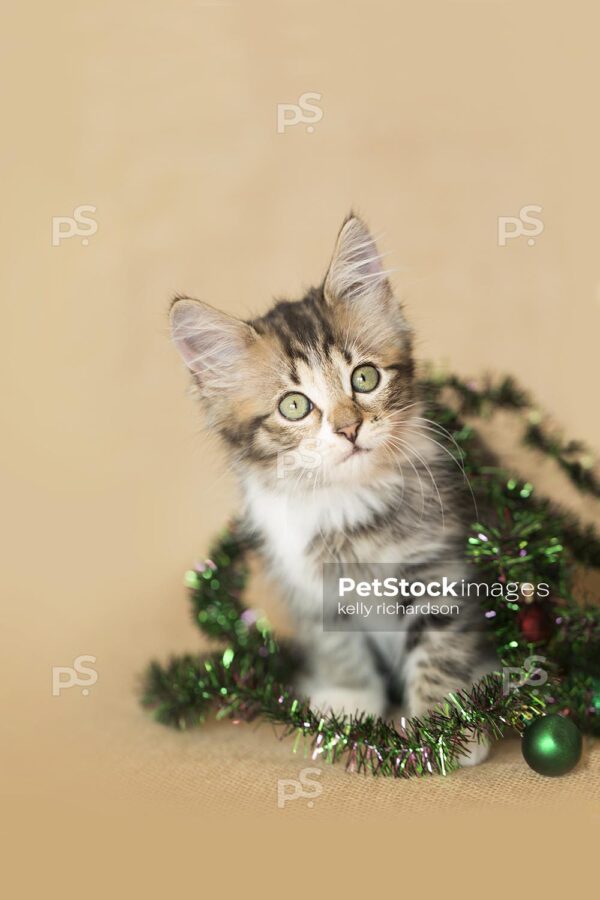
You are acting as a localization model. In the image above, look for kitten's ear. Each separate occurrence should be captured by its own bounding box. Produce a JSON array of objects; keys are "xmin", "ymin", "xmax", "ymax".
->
[
  {"xmin": 170, "ymin": 297, "xmax": 256, "ymax": 392},
  {"xmin": 324, "ymin": 215, "xmax": 391, "ymax": 304}
]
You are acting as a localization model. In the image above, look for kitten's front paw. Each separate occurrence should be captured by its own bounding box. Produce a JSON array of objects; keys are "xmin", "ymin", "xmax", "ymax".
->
[
  {"xmin": 299, "ymin": 680, "xmax": 385, "ymax": 719},
  {"xmin": 457, "ymin": 736, "xmax": 490, "ymax": 768}
]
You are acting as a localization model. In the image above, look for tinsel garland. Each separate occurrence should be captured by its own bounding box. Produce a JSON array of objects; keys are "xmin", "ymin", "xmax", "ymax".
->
[{"xmin": 142, "ymin": 373, "xmax": 600, "ymax": 776}]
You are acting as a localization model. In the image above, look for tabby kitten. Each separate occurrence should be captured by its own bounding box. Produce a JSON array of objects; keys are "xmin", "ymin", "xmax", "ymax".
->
[{"xmin": 171, "ymin": 215, "xmax": 494, "ymax": 766}]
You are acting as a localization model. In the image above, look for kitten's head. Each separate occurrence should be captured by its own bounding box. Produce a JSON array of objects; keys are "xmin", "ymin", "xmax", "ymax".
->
[{"xmin": 171, "ymin": 215, "xmax": 418, "ymax": 489}]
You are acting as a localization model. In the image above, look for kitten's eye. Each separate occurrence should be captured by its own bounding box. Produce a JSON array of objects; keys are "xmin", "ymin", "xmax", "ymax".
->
[
  {"xmin": 351, "ymin": 364, "xmax": 380, "ymax": 393},
  {"xmin": 278, "ymin": 392, "xmax": 313, "ymax": 421}
]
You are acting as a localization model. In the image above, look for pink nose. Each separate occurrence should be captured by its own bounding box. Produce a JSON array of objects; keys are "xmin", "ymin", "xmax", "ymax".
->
[{"xmin": 336, "ymin": 420, "xmax": 361, "ymax": 444}]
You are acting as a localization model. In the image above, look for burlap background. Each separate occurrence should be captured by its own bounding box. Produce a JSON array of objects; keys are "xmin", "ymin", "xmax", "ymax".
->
[{"xmin": 2, "ymin": 0, "xmax": 599, "ymax": 843}]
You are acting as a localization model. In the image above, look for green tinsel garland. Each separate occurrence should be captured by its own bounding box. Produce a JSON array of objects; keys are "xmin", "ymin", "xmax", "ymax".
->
[{"xmin": 142, "ymin": 373, "xmax": 600, "ymax": 777}]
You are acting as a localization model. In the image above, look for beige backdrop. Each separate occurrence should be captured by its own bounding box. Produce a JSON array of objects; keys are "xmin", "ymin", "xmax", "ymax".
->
[{"xmin": 2, "ymin": 0, "xmax": 600, "ymax": 869}]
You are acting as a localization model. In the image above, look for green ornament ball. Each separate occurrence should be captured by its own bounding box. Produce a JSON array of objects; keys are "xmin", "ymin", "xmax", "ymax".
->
[{"xmin": 522, "ymin": 714, "xmax": 582, "ymax": 777}]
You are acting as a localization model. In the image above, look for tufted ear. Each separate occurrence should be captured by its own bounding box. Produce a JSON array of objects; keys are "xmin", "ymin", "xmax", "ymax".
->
[
  {"xmin": 324, "ymin": 214, "xmax": 392, "ymax": 304},
  {"xmin": 170, "ymin": 297, "xmax": 256, "ymax": 393}
]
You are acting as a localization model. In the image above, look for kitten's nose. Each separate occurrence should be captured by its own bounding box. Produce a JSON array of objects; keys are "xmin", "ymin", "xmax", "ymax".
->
[{"xmin": 336, "ymin": 420, "xmax": 362, "ymax": 444}]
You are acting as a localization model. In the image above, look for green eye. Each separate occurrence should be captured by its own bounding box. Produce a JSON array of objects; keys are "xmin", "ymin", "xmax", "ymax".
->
[
  {"xmin": 278, "ymin": 392, "xmax": 312, "ymax": 421},
  {"xmin": 351, "ymin": 364, "xmax": 380, "ymax": 393}
]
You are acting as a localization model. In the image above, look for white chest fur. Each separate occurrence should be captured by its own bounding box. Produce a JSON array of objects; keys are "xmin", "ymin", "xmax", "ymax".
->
[{"xmin": 242, "ymin": 477, "xmax": 394, "ymax": 595}]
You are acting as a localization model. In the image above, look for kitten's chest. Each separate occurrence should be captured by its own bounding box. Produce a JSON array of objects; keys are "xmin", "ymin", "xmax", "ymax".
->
[{"xmin": 242, "ymin": 479, "xmax": 390, "ymax": 589}]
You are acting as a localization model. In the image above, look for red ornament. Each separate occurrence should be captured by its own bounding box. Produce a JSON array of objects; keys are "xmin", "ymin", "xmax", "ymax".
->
[{"xmin": 517, "ymin": 605, "xmax": 551, "ymax": 643}]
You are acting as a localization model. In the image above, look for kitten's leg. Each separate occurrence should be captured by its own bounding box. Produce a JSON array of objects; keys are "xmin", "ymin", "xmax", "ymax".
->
[
  {"xmin": 296, "ymin": 622, "xmax": 386, "ymax": 718},
  {"xmin": 404, "ymin": 628, "xmax": 492, "ymax": 767}
]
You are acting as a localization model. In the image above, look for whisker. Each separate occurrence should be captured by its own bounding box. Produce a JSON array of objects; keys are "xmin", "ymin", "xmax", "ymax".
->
[
  {"xmin": 384, "ymin": 434, "xmax": 445, "ymax": 528},
  {"xmin": 381, "ymin": 436, "xmax": 426, "ymax": 522},
  {"xmin": 404, "ymin": 421, "xmax": 479, "ymax": 520}
]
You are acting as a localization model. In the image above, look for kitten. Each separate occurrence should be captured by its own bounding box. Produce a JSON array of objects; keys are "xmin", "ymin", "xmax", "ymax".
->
[{"xmin": 171, "ymin": 215, "xmax": 495, "ymax": 766}]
